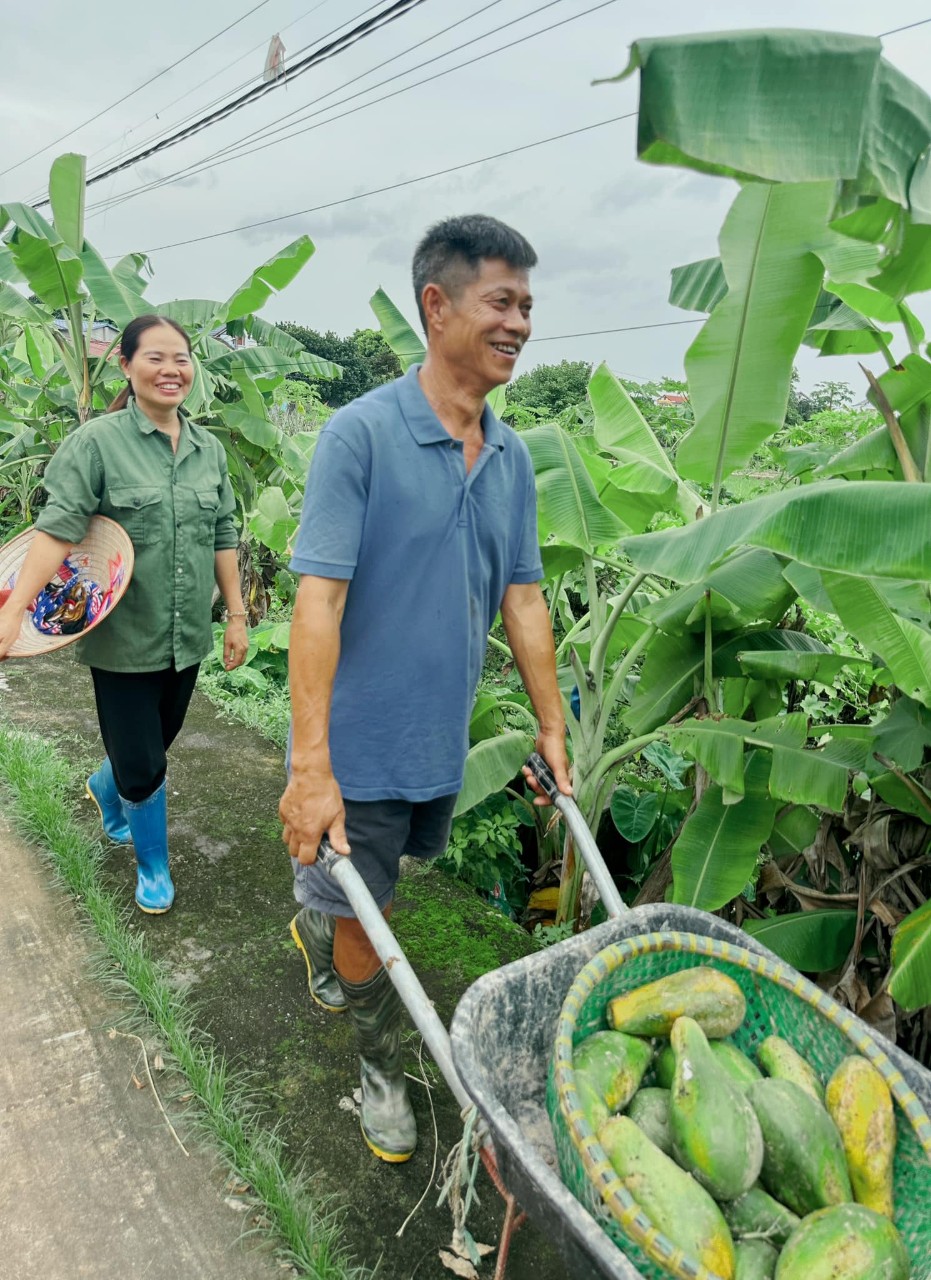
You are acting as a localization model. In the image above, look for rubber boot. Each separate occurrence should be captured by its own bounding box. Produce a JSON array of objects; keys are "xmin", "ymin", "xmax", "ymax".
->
[
  {"xmin": 86, "ymin": 758, "xmax": 132, "ymax": 845},
  {"xmin": 337, "ymin": 966, "xmax": 416, "ymax": 1163},
  {"xmin": 290, "ymin": 908, "xmax": 347, "ymax": 1012},
  {"xmin": 121, "ymin": 781, "xmax": 174, "ymax": 914}
]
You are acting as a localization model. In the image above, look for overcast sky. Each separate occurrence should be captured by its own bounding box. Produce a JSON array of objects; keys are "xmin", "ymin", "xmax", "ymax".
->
[{"xmin": 3, "ymin": 0, "xmax": 931, "ymax": 395}]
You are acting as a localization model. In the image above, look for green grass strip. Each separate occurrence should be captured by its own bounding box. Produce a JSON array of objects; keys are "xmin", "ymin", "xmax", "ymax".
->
[{"xmin": 0, "ymin": 725, "xmax": 373, "ymax": 1280}]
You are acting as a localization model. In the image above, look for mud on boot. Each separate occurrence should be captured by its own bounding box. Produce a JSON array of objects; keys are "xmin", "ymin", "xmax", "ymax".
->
[
  {"xmin": 290, "ymin": 908, "xmax": 346, "ymax": 1012},
  {"xmin": 337, "ymin": 965, "xmax": 416, "ymax": 1163}
]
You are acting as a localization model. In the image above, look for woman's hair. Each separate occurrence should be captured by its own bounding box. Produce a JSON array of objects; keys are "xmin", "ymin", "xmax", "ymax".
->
[{"xmin": 108, "ymin": 314, "xmax": 193, "ymax": 412}]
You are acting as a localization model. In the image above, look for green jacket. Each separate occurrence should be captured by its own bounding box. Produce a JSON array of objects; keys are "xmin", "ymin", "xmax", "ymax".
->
[{"xmin": 35, "ymin": 399, "xmax": 239, "ymax": 672}]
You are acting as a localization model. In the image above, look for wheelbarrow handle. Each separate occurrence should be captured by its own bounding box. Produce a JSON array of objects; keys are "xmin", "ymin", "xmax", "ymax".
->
[
  {"xmin": 317, "ymin": 836, "xmax": 479, "ymax": 1120},
  {"xmin": 525, "ymin": 753, "xmax": 629, "ymax": 919}
]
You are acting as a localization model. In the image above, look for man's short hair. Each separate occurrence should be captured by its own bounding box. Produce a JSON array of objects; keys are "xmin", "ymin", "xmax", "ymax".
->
[{"xmin": 412, "ymin": 214, "xmax": 537, "ymax": 331}]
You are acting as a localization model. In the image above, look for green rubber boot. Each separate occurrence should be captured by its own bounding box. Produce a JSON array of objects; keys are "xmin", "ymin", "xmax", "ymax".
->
[
  {"xmin": 337, "ymin": 966, "xmax": 416, "ymax": 1163},
  {"xmin": 290, "ymin": 908, "xmax": 346, "ymax": 1012}
]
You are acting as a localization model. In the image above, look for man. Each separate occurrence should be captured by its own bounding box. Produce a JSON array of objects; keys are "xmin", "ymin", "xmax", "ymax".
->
[{"xmin": 279, "ymin": 214, "xmax": 571, "ymax": 1163}]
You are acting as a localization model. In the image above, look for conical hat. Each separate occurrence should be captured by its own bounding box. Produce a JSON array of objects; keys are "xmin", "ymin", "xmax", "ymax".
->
[{"xmin": 0, "ymin": 516, "xmax": 135, "ymax": 658}]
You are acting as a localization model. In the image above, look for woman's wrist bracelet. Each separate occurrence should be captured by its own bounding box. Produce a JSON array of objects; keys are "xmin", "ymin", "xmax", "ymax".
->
[{"xmin": 224, "ymin": 610, "xmax": 248, "ymax": 621}]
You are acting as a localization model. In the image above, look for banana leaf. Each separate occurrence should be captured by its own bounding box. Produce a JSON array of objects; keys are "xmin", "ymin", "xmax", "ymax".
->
[
  {"xmin": 523, "ymin": 423, "xmax": 626, "ymax": 550},
  {"xmin": 369, "ymin": 287, "xmax": 425, "ymax": 371}
]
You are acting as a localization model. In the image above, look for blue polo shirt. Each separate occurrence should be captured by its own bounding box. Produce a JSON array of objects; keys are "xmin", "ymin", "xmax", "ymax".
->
[{"xmin": 289, "ymin": 365, "xmax": 542, "ymax": 801}]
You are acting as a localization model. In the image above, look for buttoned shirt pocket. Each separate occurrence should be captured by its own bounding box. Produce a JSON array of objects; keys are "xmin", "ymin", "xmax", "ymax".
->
[
  {"xmin": 195, "ymin": 489, "xmax": 220, "ymax": 544},
  {"xmin": 108, "ymin": 485, "xmax": 162, "ymax": 546}
]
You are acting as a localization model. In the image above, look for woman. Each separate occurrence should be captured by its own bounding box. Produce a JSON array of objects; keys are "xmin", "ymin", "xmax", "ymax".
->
[{"xmin": 0, "ymin": 314, "xmax": 249, "ymax": 913}]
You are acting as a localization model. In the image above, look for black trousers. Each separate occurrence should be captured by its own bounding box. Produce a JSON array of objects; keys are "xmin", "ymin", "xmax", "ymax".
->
[{"xmin": 90, "ymin": 664, "xmax": 200, "ymax": 802}]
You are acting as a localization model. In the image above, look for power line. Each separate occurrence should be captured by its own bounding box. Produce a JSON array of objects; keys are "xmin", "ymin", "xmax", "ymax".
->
[
  {"xmin": 38, "ymin": 0, "xmax": 431, "ymax": 206},
  {"xmin": 87, "ymin": 0, "xmax": 515, "ymax": 215},
  {"xmin": 89, "ymin": 0, "xmax": 611, "ymax": 219},
  {"xmin": 0, "ymin": 0, "xmax": 273, "ymax": 183},
  {"xmin": 119, "ymin": 112, "xmax": 635, "ymax": 256},
  {"xmin": 879, "ymin": 17, "xmax": 931, "ymax": 36},
  {"xmin": 528, "ymin": 320, "xmax": 703, "ymax": 343},
  {"xmin": 76, "ymin": 2, "xmax": 380, "ymax": 186}
]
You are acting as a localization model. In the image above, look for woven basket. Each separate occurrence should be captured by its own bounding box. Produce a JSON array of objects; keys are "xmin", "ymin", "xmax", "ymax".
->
[
  {"xmin": 0, "ymin": 517, "xmax": 134, "ymax": 658},
  {"xmin": 549, "ymin": 930, "xmax": 931, "ymax": 1280}
]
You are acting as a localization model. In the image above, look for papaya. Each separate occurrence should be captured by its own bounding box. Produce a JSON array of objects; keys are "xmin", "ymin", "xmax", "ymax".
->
[
  {"xmin": 747, "ymin": 1078, "xmax": 852, "ymax": 1216},
  {"xmin": 824, "ymin": 1055, "xmax": 896, "ymax": 1218},
  {"xmin": 626, "ymin": 1087, "xmax": 673, "ymax": 1155},
  {"xmin": 608, "ymin": 966, "xmax": 746, "ymax": 1038},
  {"xmin": 757, "ymin": 1035, "xmax": 823, "ymax": 1102},
  {"xmin": 599, "ymin": 1115, "xmax": 735, "ymax": 1280},
  {"xmin": 668, "ymin": 1017, "xmax": 764, "ymax": 1201},
  {"xmin": 655, "ymin": 1039, "xmax": 761, "ymax": 1091},
  {"xmin": 721, "ymin": 1185, "xmax": 799, "ymax": 1247},
  {"xmin": 734, "ymin": 1239, "xmax": 778, "ymax": 1280},
  {"xmin": 574, "ymin": 1030, "xmax": 653, "ymax": 1114},
  {"xmin": 774, "ymin": 1203, "xmax": 910, "ymax": 1280}
]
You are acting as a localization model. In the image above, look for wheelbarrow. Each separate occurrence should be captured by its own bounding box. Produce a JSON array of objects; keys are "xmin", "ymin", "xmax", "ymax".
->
[{"xmin": 320, "ymin": 755, "xmax": 931, "ymax": 1279}]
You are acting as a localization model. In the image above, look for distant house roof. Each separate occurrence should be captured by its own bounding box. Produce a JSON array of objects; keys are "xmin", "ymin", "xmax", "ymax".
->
[
  {"xmin": 656, "ymin": 393, "xmax": 689, "ymax": 406},
  {"xmin": 88, "ymin": 339, "xmax": 115, "ymax": 358}
]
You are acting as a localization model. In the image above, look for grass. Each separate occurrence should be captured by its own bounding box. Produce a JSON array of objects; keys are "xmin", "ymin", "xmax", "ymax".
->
[
  {"xmin": 198, "ymin": 670, "xmax": 292, "ymax": 749},
  {"xmin": 0, "ymin": 724, "xmax": 373, "ymax": 1280}
]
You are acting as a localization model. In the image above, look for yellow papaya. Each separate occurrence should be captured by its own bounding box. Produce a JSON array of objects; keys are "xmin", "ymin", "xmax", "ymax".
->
[
  {"xmin": 599, "ymin": 1115, "xmax": 735, "ymax": 1280},
  {"xmin": 824, "ymin": 1055, "xmax": 896, "ymax": 1218},
  {"xmin": 774, "ymin": 1203, "xmax": 910, "ymax": 1280},
  {"xmin": 668, "ymin": 1017, "xmax": 764, "ymax": 1201},
  {"xmin": 757, "ymin": 1035, "xmax": 823, "ymax": 1102},
  {"xmin": 574, "ymin": 1030, "xmax": 653, "ymax": 1115},
  {"xmin": 747, "ymin": 1078, "xmax": 852, "ymax": 1216},
  {"xmin": 721, "ymin": 1185, "xmax": 799, "ymax": 1247},
  {"xmin": 626, "ymin": 1087, "xmax": 673, "ymax": 1155},
  {"xmin": 608, "ymin": 966, "xmax": 746, "ymax": 1038},
  {"xmin": 655, "ymin": 1039, "xmax": 761, "ymax": 1090},
  {"xmin": 734, "ymin": 1239, "xmax": 778, "ymax": 1280}
]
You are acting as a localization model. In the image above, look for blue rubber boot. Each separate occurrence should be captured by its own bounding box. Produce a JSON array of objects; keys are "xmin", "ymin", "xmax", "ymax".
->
[
  {"xmin": 122, "ymin": 781, "xmax": 174, "ymax": 914},
  {"xmin": 86, "ymin": 759, "xmax": 132, "ymax": 845}
]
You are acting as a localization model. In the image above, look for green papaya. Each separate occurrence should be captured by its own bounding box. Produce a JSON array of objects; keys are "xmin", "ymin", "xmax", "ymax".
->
[
  {"xmin": 734, "ymin": 1239, "xmax": 778, "ymax": 1280},
  {"xmin": 608, "ymin": 966, "xmax": 746, "ymax": 1038},
  {"xmin": 747, "ymin": 1078, "xmax": 852, "ymax": 1216},
  {"xmin": 721, "ymin": 1185, "xmax": 799, "ymax": 1247},
  {"xmin": 655, "ymin": 1039, "xmax": 761, "ymax": 1090},
  {"xmin": 574, "ymin": 1030, "xmax": 653, "ymax": 1114},
  {"xmin": 757, "ymin": 1035, "xmax": 823, "ymax": 1102},
  {"xmin": 824, "ymin": 1055, "xmax": 896, "ymax": 1218},
  {"xmin": 775, "ymin": 1203, "xmax": 910, "ymax": 1280},
  {"xmin": 668, "ymin": 1017, "xmax": 764, "ymax": 1201},
  {"xmin": 626, "ymin": 1087, "xmax": 673, "ymax": 1155},
  {"xmin": 599, "ymin": 1115, "xmax": 735, "ymax": 1280}
]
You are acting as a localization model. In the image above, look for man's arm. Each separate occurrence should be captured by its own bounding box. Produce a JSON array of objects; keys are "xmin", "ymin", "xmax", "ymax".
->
[
  {"xmin": 499, "ymin": 581, "xmax": 572, "ymax": 801},
  {"xmin": 278, "ymin": 574, "xmax": 351, "ymax": 863}
]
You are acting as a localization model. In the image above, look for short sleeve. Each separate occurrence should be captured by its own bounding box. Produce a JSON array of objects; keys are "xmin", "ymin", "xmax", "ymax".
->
[
  {"xmin": 509, "ymin": 458, "xmax": 543, "ymax": 585},
  {"xmin": 289, "ymin": 430, "xmax": 369, "ymax": 578},
  {"xmin": 34, "ymin": 429, "xmax": 103, "ymax": 543}
]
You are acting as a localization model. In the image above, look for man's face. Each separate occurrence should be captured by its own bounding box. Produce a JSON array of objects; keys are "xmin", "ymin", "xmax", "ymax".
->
[{"xmin": 438, "ymin": 257, "xmax": 532, "ymax": 391}]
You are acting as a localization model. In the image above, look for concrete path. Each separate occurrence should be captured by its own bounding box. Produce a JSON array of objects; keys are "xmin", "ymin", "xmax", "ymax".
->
[{"xmin": 0, "ymin": 816, "xmax": 287, "ymax": 1280}]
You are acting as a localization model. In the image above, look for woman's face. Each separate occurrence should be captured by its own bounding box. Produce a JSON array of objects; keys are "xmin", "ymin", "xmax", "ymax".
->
[{"xmin": 120, "ymin": 324, "xmax": 194, "ymax": 417}]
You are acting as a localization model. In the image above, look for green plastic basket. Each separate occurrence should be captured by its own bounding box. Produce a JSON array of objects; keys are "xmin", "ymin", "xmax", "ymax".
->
[{"xmin": 549, "ymin": 930, "xmax": 931, "ymax": 1280}]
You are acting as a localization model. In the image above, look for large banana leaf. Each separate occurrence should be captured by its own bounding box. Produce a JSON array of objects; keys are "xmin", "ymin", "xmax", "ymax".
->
[
  {"xmin": 606, "ymin": 31, "xmax": 931, "ymax": 216},
  {"xmin": 643, "ymin": 548, "xmax": 796, "ymax": 635},
  {"xmin": 225, "ymin": 236, "xmax": 315, "ymax": 322},
  {"xmin": 80, "ymin": 241, "xmax": 149, "ymax": 328},
  {"xmin": 454, "ymin": 730, "xmax": 536, "ymax": 818},
  {"xmin": 369, "ymin": 288, "xmax": 425, "ymax": 371},
  {"xmin": 577, "ymin": 440, "xmax": 675, "ymax": 535},
  {"xmin": 523, "ymin": 424, "xmax": 626, "ymax": 550},
  {"xmin": 743, "ymin": 910, "xmax": 858, "ymax": 972},
  {"xmin": 823, "ymin": 573, "xmax": 931, "ymax": 706},
  {"xmin": 668, "ymin": 256, "xmax": 726, "ymax": 313},
  {"xmin": 625, "ymin": 627, "xmax": 829, "ymax": 736},
  {"xmin": 813, "ymin": 428, "xmax": 896, "ymax": 481},
  {"xmin": 671, "ymin": 751, "xmax": 778, "ymax": 910},
  {"xmin": 625, "ymin": 481, "xmax": 931, "ymax": 584},
  {"xmin": 4, "ymin": 216, "xmax": 83, "ymax": 313},
  {"xmin": 589, "ymin": 362, "xmax": 700, "ymax": 520},
  {"xmin": 735, "ymin": 649, "xmax": 870, "ymax": 683},
  {"xmin": 676, "ymin": 182, "xmax": 834, "ymax": 486},
  {"xmin": 0, "ymin": 283, "xmax": 49, "ymax": 325},
  {"xmin": 889, "ymin": 898, "xmax": 931, "ymax": 1011},
  {"xmin": 48, "ymin": 153, "xmax": 85, "ymax": 254}
]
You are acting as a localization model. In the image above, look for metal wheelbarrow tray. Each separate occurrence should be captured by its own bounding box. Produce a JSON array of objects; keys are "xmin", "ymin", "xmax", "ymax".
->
[{"xmin": 450, "ymin": 908, "xmax": 931, "ymax": 1278}]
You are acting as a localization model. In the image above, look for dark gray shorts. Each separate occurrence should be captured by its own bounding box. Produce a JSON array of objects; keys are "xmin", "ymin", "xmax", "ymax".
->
[{"xmin": 291, "ymin": 794, "xmax": 458, "ymax": 917}]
